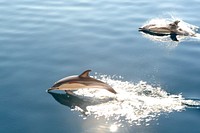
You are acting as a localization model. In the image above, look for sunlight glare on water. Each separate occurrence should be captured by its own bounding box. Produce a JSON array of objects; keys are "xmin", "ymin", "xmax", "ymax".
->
[{"xmin": 110, "ymin": 124, "xmax": 118, "ymax": 132}]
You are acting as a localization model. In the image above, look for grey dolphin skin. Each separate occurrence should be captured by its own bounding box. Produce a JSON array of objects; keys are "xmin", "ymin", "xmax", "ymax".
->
[
  {"xmin": 139, "ymin": 20, "xmax": 183, "ymax": 35},
  {"xmin": 48, "ymin": 70, "xmax": 117, "ymax": 94}
]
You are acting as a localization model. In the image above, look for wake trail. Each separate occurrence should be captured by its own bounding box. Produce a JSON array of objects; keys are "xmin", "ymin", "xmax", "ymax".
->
[{"xmin": 73, "ymin": 75, "xmax": 200, "ymax": 126}]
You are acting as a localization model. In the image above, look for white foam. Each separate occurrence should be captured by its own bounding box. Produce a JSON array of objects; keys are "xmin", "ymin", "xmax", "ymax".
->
[{"xmin": 73, "ymin": 75, "xmax": 200, "ymax": 126}]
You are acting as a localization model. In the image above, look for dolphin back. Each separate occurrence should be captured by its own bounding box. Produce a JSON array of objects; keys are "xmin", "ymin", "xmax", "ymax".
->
[{"xmin": 87, "ymin": 77, "xmax": 117, "ymax": 94}]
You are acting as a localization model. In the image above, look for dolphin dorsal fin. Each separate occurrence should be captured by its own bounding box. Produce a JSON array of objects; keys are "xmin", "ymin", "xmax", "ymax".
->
[
  {"xmin": 79, "ymin": 70, "xmax": 91, "ymax": 78},
  {"xmin": 170, "ymin": 20, "xmax": 180, "ymax": 26},
  {"xmin": 174, "ymin": 20, "xmax": 180, "ymax": 25}
]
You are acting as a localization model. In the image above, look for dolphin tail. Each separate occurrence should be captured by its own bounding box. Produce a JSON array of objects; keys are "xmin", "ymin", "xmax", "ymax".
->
[{"xmin": 106, "ymin": 87, "xmax": 117, "ymax": 94}]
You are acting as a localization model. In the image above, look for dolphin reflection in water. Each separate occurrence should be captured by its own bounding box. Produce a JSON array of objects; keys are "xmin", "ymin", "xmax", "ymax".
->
[
  {"xmin": 48, "ymin": 92, "xmax": 115, "ymax": 115},
  {"xmin": 48, "ymin": 70, "xmax": 117, "ymax": 94},
  {"xmin": 139, "ymin": 20, "xmax": 196, "ymax": 41}
]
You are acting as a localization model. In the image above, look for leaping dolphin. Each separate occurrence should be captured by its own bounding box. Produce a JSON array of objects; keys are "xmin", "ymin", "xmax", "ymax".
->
[{"xmin": 48, "ymin": 70, "xmax": 117, "ymax": 94}]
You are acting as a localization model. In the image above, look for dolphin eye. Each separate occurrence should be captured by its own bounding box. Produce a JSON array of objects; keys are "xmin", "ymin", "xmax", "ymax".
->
[{"xmin": 68, "ymin": 81, "xmax": 75, "ymax": 84}]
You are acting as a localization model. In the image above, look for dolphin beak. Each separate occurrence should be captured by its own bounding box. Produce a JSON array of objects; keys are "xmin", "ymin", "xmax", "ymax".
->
[
  {"xmin": 47, "ymin": 87, "xmax": 57, "ymax": 92},
  {"xmin": 138, "ymin": 27, "xmax": 143, "ymax": 31}
]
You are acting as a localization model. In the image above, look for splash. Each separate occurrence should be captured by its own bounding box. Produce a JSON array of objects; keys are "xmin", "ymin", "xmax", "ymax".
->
[{"xmin": 72, "ymin": 75, "xmax": 200, "ymax": 126}]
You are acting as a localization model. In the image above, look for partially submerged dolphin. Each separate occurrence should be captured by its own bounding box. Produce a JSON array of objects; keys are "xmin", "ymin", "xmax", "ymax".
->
[
  {"xmin": 139, "ymin": 20, "xmax": 197, "ymax": 41},
  {"xmin": 48, "ymin": 70, "xmax": 117, "ymax": 94},
  {"xmin": 139, "ymin": 20, "xmax": 181, "ymax": 35},
  {"xmin": 139, "ymin": 20, "xmax": 195, "ymax": 36}
]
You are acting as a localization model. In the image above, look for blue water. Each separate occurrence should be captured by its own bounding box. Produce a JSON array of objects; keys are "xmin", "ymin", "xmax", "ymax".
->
[{"xmin": 1, "ymin": 0, "xmax": 200, "ymax": 133}]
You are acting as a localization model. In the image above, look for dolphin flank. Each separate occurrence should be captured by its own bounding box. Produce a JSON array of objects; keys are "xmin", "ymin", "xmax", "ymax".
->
[{"xmin": 48, "ymin": 70, "xmax": 117, "ymax": 94}]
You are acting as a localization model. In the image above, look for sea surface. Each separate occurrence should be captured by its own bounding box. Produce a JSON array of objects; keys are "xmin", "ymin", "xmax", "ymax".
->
[{"xmin": 0, "ymin": 0, "xmax": 200, "ymax": 133}]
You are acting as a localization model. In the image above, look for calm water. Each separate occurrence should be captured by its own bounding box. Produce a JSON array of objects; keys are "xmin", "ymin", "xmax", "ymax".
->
[{"xmin": 1, "ymin": 0, "xmax": 200, "ymax": 133}]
